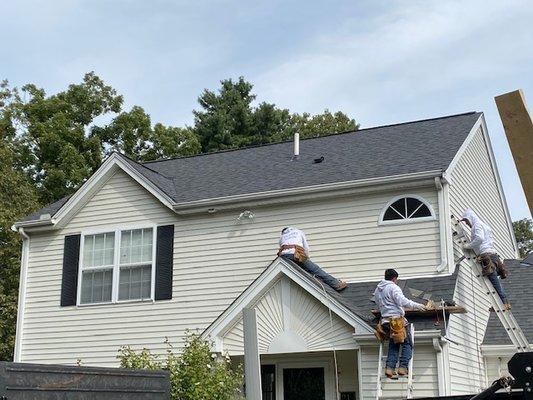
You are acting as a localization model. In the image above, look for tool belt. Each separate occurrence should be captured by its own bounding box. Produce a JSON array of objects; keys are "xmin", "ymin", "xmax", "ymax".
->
[
  {"xmin": 374, "ymin": 317, "xmax": 407, "ymax": 344},
  {"xmin": 478, "ymin": 253, "xmax": 508, "ymax": 279},
  {"xmin": 278, "ymin": 245, "xmax": 308, "ymax": 263},
  {"xmin": 477, "ymin": 253, "xmax": 495, "ymax": 276}
]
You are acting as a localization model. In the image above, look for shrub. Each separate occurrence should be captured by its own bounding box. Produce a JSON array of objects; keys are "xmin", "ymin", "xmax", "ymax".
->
[{"xmin": 117, "ymin": 333, "xmax": 243, "ymax": 400}]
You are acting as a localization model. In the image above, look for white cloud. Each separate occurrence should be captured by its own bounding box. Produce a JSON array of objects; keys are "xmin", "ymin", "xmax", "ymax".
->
[{"xmin": 253, "ymin": 0, "xmax": 533, "ymax": 219}]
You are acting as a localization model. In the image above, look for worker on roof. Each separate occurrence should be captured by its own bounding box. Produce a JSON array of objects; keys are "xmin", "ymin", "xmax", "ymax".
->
[
  {"xmin": 461, "ymin": 209, "xmax": 510, "ymax": 309},
  {"xmin": 373, "ymin": 269, "xmax": 426, "ymax": 379},
  {"xmin": 277, "ymin": 227, "xmax": 347, "ymax": 291}
]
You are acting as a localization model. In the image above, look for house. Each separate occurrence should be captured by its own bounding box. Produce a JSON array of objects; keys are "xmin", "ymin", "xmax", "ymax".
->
[{"xmin": 13, "ymin": 111, "xmax": 528, "ymax": 400}]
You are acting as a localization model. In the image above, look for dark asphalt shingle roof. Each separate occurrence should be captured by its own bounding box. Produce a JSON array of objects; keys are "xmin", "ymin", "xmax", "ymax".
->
[
  {"xmin": 19, "ymin": 111, "xmax": 481, "ymax": 223},
  {"xmin": 483, "ymin": 259, "xmax": 533, "ymax": 345},
  {"xmin": 286, "ymin": 258, "xmax": 459, "ymax": 333}
]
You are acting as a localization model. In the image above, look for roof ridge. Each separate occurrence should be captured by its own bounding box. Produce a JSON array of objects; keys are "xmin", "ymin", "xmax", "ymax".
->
[
  {"xmin": 115, "ymin": 152, "xmax": 175, "ymax": 180},
  {"xmin": 142, "ymin": 111, "xmax": 481, "ymax": 165}
]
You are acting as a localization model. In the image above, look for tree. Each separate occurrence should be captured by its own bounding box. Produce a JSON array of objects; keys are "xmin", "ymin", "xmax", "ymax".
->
[
  {"xmin": 194, "ymin": 77, "xmax": 257, "ymax": 152},
  {"xmin": 94, "ymin": 106, "xmax": 201, "ymax": 162},
  {"xmin": 7, "ymin": 72, "xmax": 123, "ymax": 204},
  {"xmin": 0, "ymin": 104, "xmax": 39, "ymax": 359},
  {"xmin": 513, "ymin": 218, "xmax": 533, "ymax": 258},
  {"xmin": 118, "ymin": 334, "xmax": 243, "ymax": 400},
  {"xmin": 193, "ymin": 77, "xmax": 358, "ymax": 152}
]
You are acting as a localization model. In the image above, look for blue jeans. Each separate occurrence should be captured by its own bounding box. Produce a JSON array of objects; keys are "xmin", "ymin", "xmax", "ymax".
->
[
  {"xmin": 385, "ymin": 324, "xmax": 413, "ymax": 369},
  {"xmin": 487, "ymin": 271, "xmax": 507, "ymax": 303},
  {"xmin": 281, "ymin": 254, "xmax": 340, "ymax": 289}
]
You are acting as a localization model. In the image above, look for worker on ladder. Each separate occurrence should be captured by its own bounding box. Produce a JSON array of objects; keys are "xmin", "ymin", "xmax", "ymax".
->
[
  {"xmin": 278, "ymin": 227, "xmax": 347, "ymax": 291},
  {"xmin": 460, "ymin": 209, "xmax": 510, "ymax": 310},
  {"xmin": 373, "ymin": 269, "xmax": 427, "ymax": 379}
]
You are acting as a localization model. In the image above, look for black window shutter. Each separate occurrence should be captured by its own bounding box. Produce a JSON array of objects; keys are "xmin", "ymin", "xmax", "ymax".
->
[
  {"xmin": 61, "ymin": 234, "xmax": 81, "ymax": 306},
  {"xmin": 155, "ymin": 225, "xmax": 174, "ymax": 300}
]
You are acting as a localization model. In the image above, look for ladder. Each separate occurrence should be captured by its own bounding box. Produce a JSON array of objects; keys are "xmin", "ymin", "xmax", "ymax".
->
[
  {"xmin": 376, "ymin": 324, "xmax": 415, "ymax": 400},
  {"xmin": 451, "ymin": 216, "xmax": 529, "ymax": 352}
]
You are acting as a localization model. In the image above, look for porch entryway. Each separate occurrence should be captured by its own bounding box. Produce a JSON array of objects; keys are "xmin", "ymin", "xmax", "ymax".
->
[{"xmin": 234, "ymin": 351, "xmax": 358, "ymax": 400}]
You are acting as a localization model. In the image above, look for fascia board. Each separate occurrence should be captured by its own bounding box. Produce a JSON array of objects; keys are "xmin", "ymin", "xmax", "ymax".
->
[{"xmin": 17, "ymin": 153, "xmax": 176, "ymax": 230}]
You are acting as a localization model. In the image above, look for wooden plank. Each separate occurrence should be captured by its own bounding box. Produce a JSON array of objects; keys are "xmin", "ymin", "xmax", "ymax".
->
[
  {"xmin": 495, "ymin": 89, "xmax": 533, "ymax": 216},
  {"xmin": 371, "ymin": 306, "xmax": 467, "ymax": 318}
]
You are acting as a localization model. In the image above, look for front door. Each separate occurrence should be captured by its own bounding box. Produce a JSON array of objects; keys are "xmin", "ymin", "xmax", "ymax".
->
[{"xmin": 282, "ymin": 367, "xmax": 325, "ymax": 400}]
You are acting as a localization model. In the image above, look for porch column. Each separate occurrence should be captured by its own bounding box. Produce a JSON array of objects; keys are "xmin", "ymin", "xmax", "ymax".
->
[{"xmin": 243, "ymin": 308, "xmax": 262, "ymax": 400}]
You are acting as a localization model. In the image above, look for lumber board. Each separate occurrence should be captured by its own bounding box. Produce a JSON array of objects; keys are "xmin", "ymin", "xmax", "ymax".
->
[
  {"xmin": 495, "ymin": 89, "xmax": 533, "ymax": 216},
  {"xmin": 371, "ymin": 306, "xmax": 466, "ymax": 318}
]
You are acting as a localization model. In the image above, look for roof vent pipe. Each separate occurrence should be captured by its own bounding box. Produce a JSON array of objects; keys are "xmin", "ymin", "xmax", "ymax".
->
[{"xmin": 293, "ymin": 132, "xmax": 300, "ymax": 160}]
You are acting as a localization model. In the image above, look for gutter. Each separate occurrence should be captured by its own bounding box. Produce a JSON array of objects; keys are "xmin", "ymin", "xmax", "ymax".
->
[
  {"xmin": 173, "ymin": 169, "xmax": 444, "ymax": 214},
  {"xmin": 13, "ymin": 217, "xmax": 54, "ymax": 230}
]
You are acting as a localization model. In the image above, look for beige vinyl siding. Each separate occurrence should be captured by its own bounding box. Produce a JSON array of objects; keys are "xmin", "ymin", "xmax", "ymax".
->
[
  {"xmin": 448, "ymin": 127, "xmax": 516, "ymax": 258},
  {"xmin": 222, "ymin": 277, "xmax": 355, "ymax": 355},
  {"xmin": 446, "ymin": 256, "xmax": 491, "ymax": 394},
  {"xmin": 21, "ymin": 170, "xmax": 441, "ymax": 366},
  {"xmin": 359, "ymin": 344, "xmax": 439, "ymax": 400},
  {"xmin": 446, "ymin": 126, "xmax": 516, "ymax": 394}
]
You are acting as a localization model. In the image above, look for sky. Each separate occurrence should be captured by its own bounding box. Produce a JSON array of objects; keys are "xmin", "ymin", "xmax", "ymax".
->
[{"xmin": 3, "ymin": 0, "xmax": 532, "ymax": 220}]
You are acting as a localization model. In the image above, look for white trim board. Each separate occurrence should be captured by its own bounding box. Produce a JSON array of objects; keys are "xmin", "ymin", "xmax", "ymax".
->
[
  {"xmin": 202, "ymin": 257, "xmax": 374, "ymax": 352},
  {"xmin": 14, "ymin": 153, "xmax": 175, "ymax": 230}
]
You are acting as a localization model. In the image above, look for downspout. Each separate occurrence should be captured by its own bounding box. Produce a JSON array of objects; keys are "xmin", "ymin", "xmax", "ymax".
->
[
  {"xmin": 14, "ymin": 227, "xmax": 30, "ymax": 362},
  {"xmin": 433, "ymin": 337, "xmax": 451, "ymax": 396},
  {"xmin": 435, "ymin": 177, "xmax": 451, "ymax": 273}
]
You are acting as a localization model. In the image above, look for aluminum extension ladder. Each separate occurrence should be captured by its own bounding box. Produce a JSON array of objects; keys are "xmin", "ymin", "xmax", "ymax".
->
[
  {"xmin": 376, "ymin": 324, "xmax": 415, "ymax": 400},
  {"xmin": 451, "ymin": 215, "xmax": 529, "ymax": 352}
]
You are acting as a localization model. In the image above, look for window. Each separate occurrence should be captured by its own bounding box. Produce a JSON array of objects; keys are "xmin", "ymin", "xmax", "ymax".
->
[
  {"xmin": 379, "ymin": 195, "xmax": 435, "ymax": 225},
  {"xmin": 79, "ymin": 227, "xmax": 155, "ymax": 305}
]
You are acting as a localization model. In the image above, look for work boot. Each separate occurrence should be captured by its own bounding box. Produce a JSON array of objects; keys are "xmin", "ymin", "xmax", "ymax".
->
[
  {"xmin": 335, "ymin": 280, "xmax": 348, "ymax": 292},
  {"xmin": 503, "ymin": 302, "xmax": 511, "ymax": 311},
  {"xmin": 398, "ymin": 367, "xmax": 409, "ymax": 377},
  {"xmin": 385, "ymin": 368, "xmax": 398, "ymax": 379}
]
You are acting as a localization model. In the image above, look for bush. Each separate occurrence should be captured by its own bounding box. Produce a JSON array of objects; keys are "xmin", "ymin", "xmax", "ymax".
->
[{"xmin": 117, "ymin": 333, "xmax": 243, "ymax": 400}]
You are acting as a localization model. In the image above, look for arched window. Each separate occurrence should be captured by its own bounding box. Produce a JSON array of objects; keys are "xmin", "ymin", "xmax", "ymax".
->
[{"xmin": 379, "ymin": 195, "xmax": 435, "ymax": 225}]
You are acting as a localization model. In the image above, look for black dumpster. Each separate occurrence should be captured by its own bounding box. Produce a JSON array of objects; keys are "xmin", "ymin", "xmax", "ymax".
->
[{"xmin": 0, "ymin": 362, "xmax": 170, "ymax": 400}]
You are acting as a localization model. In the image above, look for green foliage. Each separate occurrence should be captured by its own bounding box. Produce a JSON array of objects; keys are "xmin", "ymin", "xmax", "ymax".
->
[
  {"xmin": 513, "ymin": 218, "xmax": 533, "ymax": 258},
  {"xmin": 118, "ymin": 334, "xmax": 243, "ymax": 400},
  {"xmin": 7, "ymin": 72, "xmax": 123, "ymax": 204},
  {"xmin": 0, "ymin": 109, "xmax": 39, "ymax": 359},
  {"xmin": 93, "ymin": 106, "xmax": 201, "ymax": 161},
  {"xmin": 193, "ymin": 77, "xmax": 358, "ymax": 152}
]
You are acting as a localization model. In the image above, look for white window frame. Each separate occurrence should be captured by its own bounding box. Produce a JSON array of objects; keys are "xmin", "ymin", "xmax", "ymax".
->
[
  {"xmin": 378, "ymin": 194, "xmax": 436, "ymax": 226},
  {"xmin": 77, "ymin": 224, "xmax": 157, "ymax": 306}
]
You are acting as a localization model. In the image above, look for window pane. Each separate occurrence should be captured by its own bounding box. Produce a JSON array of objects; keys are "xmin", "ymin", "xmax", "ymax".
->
[
  {"xmin": 118, "ymin": 265, "xmax": 152, "ymax": 300},
  {"xmin": 383, "ymin": 207, "xmax": 402, "ymax": 221},
  {"xmin": 411, "ymin": 204, "xmax": 432, "ymax": 218},
  {"xmin": 83, "ymin": 233, "xmax": 114, "ymax": 268},
  {"xmin": 406, "ymin": 197, "xmax": 422, "ymax": 216},
  {"xmin": 391, "ymin": 199, "xmax": 407, "ymax": 218},
  {"xmin": 120, "ymin": 228, "xmax": 153, "ymax": 265},
  {"xmin": 83, "ymin": 236, "xmax": 94, "ymax": 267},
  {"xmin": 81, "ymin": 269, "xmax": 113, "ymax": 304}
]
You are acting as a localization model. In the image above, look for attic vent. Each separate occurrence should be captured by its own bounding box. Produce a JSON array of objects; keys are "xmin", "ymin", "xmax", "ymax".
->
[{"xmin": 313, "ymin": 156, "xmax": 324, "ymax": 164}]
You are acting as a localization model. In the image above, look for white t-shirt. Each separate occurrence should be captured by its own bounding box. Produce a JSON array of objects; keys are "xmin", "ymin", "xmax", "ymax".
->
[{"xmin": 279, "ymin": 227, "xmax": 310, "ymax": 256}]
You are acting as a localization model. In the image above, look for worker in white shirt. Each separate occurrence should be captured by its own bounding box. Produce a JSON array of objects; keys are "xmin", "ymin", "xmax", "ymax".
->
[
  {"xmin": 278, "ymin": 227, "xmax": 347, "ymax": 291},
  {"xmin": 461, "ymin": 209, "xmax": 510, "ymax": 309},
  {"xmin": 373, "ymin": 269, "xmax": 426, "ymax": 379}
]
